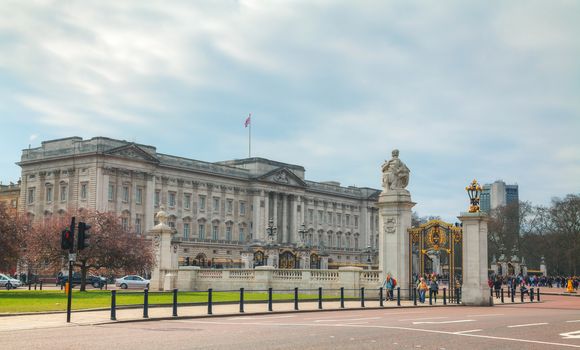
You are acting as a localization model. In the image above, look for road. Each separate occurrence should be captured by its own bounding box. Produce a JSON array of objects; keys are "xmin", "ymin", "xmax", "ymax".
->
[{"xmin": 2, "ymin": 294, "xmax": 579, "ymax": 349}]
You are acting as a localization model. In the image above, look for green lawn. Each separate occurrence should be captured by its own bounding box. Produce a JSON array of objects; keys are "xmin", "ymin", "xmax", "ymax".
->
[{"xmin": 0, "ymin": 289, "xmax": 339, "ymax": 313}]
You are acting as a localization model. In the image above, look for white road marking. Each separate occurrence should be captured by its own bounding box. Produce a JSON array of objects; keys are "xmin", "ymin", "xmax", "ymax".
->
[
  {"xmin": 400, "ymin": 316, "xmax": 448, "ymax": 321},
  {"xmin": 507, "ymin": 323, "xmax": 548, "ymax": 328},
  {"xmin": 453, "ymin": 329, "xmax": 482, "ymax": 334},
  {"xmin": 566, "ymin": 320, "xmax": 580, "ymax": 323},
  {"xmin": 466, "ymin": 313, "xmax": 504, "ymax": 317},
  {"xmin": 413, "ymin": 320, "xmax": 475, "ymax": 325},
  {"xmin": 304, "ymin": 314, "xmax": 365, "ymax": 320},
  {"xmin": 560, "ymin": 331, "xmax": 580, "ymax": 339},
  {"xmin": 179, "ymin": 320, "xmax": 580, "ymax": 348},
  {"xmin": 315, "ymin": 317, "xmax": 380, "ymax": 323},
  {"xmin": 227, "ymin": 315, "xmax": 295, "ymax": 320}
]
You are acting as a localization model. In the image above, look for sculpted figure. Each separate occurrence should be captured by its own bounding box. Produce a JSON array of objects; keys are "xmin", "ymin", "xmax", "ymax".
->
[{"xmin": 381, "ymin": 149, "xmax": 410, "ymax": 191}]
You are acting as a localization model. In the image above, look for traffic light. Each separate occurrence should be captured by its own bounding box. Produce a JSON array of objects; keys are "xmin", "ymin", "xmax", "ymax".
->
[
  {"xmin": 61, "ymin": 227, "xmax": 74, "ymax": 250},
  {"xmin": 77, "ymin": 221, "xmax": 92, "ymax": 250}
]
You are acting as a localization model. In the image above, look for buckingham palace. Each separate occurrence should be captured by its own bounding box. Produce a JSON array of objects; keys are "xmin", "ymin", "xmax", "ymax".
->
[{"xmin": 17, "ymin": 137, "xmax": 381, "ymax": 269}]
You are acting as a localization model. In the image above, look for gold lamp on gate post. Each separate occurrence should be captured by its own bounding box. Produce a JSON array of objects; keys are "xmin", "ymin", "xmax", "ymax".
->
[{"xmin": 465, "ymin": 179, "xmax": 483, "ymax": 213}]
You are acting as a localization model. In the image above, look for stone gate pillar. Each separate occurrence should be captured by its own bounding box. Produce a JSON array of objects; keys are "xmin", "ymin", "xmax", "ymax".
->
[
  {"xmin": 378, "ymin": 149, "xmax": 415, "ymax": 297},
  {"xmin": 149, "ymin": 208, "xmax": 179, "ymax": 291},
  {"xmin": 458, "ymin": 212, "xmax": 492, "ymax": 306}
]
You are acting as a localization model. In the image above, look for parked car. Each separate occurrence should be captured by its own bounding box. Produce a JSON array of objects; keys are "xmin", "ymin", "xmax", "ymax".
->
[
  {"xmin": 57, "ymin": 273, "xmax": 107, "ymax": 288},
  {"xmin": 115, "ymin": 275, "xmax": 150, "ymax": 289},
  {"xmin": 0, "ymin": 273, "xmax": 22, "ymax": 290}
]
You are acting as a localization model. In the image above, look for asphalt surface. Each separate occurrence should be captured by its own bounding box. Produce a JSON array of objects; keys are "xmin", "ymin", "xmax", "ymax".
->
[{"xmin": 1, "ymin": 294, "xmax": 579, "ymax": 349}]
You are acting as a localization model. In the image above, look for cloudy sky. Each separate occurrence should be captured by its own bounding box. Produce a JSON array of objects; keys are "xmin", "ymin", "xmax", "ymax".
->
[{"xmin": 0, "ymin": 1, "xmax": 579, "ymax": 221}]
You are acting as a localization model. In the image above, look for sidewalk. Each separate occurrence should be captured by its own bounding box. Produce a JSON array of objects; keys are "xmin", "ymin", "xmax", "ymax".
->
[
  {"xmin": 1, "ymin": 294, "xmax": 545, "ymax": 333},
  {"xmin": 0, "ymin": 299, "xmax": 459, "ymax": 332}
]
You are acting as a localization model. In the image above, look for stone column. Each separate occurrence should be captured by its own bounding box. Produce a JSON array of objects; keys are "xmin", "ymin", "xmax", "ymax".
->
[
  {"xmin": 282, "ymin": 193, "xmax": 288, "ymax": 242},
  {"xmin": 262, "ymin": 191, "xmax": 269, "ymax": 241},
  {"xmin": 145, "ymin": 174, "xmax": 155, "ymax": 231},
  {"xmin": 458, "ymin": 212, "xmax": 492, "ymax": 306},
  {"xmin": 272, "ymin": 192, "xmax": 278, "ymax": 233},
  {"xmin": 149, "ymin": 208, "xmax": 179, "ymax": 291},
  {"xmin": 378, "ymin": 190, "xmax": 415, "ymax": 298},
  {"xmin": 290, "ymin": 195, "xmax": 297, "ymax": 244},
  {"xmin": 252, "ymin": 191, "xmax": 260, "ymax": 240}
]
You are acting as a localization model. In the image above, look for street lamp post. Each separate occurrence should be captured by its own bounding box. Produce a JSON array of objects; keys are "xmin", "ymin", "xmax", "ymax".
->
[
  {"xmin": 466, "ymin": 179, "xmax": 483, "ymax": 213},
  {"xmin": 266, "ymin": 218, "xmax": 277, "ymax": 242},
  {"xmin": 298, "ymin": 223, "xmax": 307, "ymax": 247}
]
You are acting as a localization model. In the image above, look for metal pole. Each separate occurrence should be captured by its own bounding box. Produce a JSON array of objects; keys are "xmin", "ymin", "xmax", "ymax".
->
[
  {"xmin": 172, "ymin": 289, "xmax": 178, "ymax": 317},
  {"xmin": 40, "ymin": 281, "xmax": 43, "ymax": 290},
  {"xmin": 294, "ymin": 288, "xmax": 299, "ymax": 311},
  {"xmin": 318, "ymin": 287, "xmax": 323, "ymax": 310},
  {"xmin": 240, "ymin": 288, "xmax": 245, "ymax": 313},
  {"xmin": 379, "ymin": 287, "xmax": 384, "ymax": 307},
  {"xmin": 66, "ymin": 260, "xmax": 73, "ymax": 323},
  {"xmin": 520, "ymin": 288, "xmax": 524, "ymax": 303},
  {"xmin": 537, "ymin": 288, "xmax": 541, "ymax": 302},
  {"xmin": 501, "ymin": 288, "xmax": 504, "ymax": 303},
  {"xmin": 397, "ymin": 287, "xmax": 400, "ymax": 306},
  {"xmin": 143, "ymin": 289, "xmax": 149, "ymax": 318},
  {"xmin": 110, "ymin": 290, "xmax": 116, "ymax": 321},
  {"xmin": 340, "ymin": 287, "xmax": 345, "ymax": 309},
  {"xmin": 361, "ymin": 287, "xmax": 365, "ymax": 307},
  {"xmin": 443, "ymin": 288, "xmax": 447, "ymax": 305},
  {"xmin": 268, "ymin": 288, "xmax": 273, "ymax": 312},
  {"xmin": 511, "ymin": 288, "xmax": 515, "ymax": 303},
  {"xmin": 208, "ymin": 288, "xmax": 213, "ymax": 315},
  {"xmin": 429, "ymin": 290, "xmax": 432, "ymax": 305},
  {"xmin": 530, "ymin": 288, "xmax": 534, "ymax": 302},
  {"xmin": 413, "ymin": 288, "xmax": 417, "ymax": 306}
]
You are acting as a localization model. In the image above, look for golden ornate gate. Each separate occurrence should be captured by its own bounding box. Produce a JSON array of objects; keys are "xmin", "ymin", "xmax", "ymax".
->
[{"xmin": 408, "ymin": 220, "xmax": 462, "ymax": 299}]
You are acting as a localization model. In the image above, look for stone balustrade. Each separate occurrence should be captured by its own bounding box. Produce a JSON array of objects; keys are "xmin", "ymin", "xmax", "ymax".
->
[{"xmin": 176, "ymin": 266, "xmax": 381, "ymax": 296}]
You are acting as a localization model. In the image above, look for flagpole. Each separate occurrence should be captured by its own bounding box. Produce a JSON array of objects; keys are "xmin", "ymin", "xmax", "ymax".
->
[{"xmin": 248, "ymin": 114, "xmax": 252, "ymax": 158}]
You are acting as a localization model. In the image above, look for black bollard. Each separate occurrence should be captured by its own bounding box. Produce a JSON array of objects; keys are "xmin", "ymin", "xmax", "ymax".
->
[
  {"xmin": 294, "ymin": 288, "xmax": 299, "ymax": 311},
  {"xmin": 340, "ymin": 287, "xmax": 345, "ymax": 309},
  {"xmin": 208, "ymin": 288, "xmax": 213, "ymax": 315},
  {"xmin": 520, "ymin": 289, "xmax": 524, "ymax": 303},
  {"xmin": 110, "ymin": 290, "xmax": 117, "ymax": 321},
  {"xmin": 511, "ymin": 288, "xmax": 515, "ymax": 303},
  {"xmin": 443, "ymin": 288, "xmax": 447, "ymax": 305},
  {"xmin": 429, "ymin": 290, "xmax": 432, "ymax": 305},
  {"xmin": 379, "ymin": 287, "xmax": 384, "ymax": 307},
  {"xmin": 318, "ymin": 287, "xmax": 323, "ymax": 310},
  {"xmin": 268, "ymin": 288, "xmax": 273, "ymax": 312},
  {"xmin": 501, "ymin": 288, "xmax": 504, "ymax": 303},
  {"xmin": 490, "ymin": 288, "xmax": 493, "ymax": 298},
  {"xmin": 240, "ymin": 288, "xmax": 245, "ymax": 313},
  {"xmin": 397, "ymin": 287, "xmax": 401, "ymax": 306},
  {"xmin": 40, "ymin": 281, "xmax": 43, "ymax": 290},
  {"xmin": 361, "ymin": 287, "xmax": 365, "ymax": 308},
  {"xmin": 143, "ymin": 289, "xmax": 149, "ymax": 318},
  {"xmin": 537, "ymin": 288, "xmax": 541, "ymax": 302},
  {"xmin": 413, "ymin": 288, "xmax": 417, "ymax": 306},
  {"xmin": 172, "ymin": 289, "xmax": 178, "ymax": 317},
  {"xmin": 507, "ymin": 288, "xmax": 510, "ymax": 298},
  {"xmin": 530, "ymin": 288, "xmax": 534, "ymax": 302}
]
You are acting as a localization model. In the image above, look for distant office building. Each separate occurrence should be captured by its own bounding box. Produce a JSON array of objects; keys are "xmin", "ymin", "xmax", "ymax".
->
[
  {"xmin": 0, "ymin": 181, "xmax": 20, "ymax": 217},
  {"xmin": 480, "ymin": 180, "xmax": 519, "ymax": 213}
]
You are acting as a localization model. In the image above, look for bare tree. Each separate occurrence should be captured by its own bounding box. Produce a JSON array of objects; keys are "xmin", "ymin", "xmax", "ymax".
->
[{"xmin": 0, "ymin": 203, "xmax": 25, "ymax": 272}]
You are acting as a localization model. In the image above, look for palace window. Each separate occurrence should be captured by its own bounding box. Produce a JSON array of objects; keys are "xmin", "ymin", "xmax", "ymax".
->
[
  {"xmin": 354, "ymin": 215, "xmax": 359, "ymax": 228},
  {"xmin": 168, "ymin": 192, "xmax": 176, "ymax": 208},
  {"xmin": 239, "ymin": 201, "xmax": 246, "ymax": 215},
  {"xmin": 199, "ymin": 224, "xmax": 205, "ymax": 239},
  {"xmin": 184, "ymin": 194, "xmax": 191, "ymax": 210},
  {"xmin": 226, "ymin": 226, "xmax": 232, "ymax": 241},
  {"xmin": 136, "ymin": 187, "xmax": 143, "ymax": 205},
  {"xmin": 337, "ymin": 213, "xmax": 342, "ymax": 225},
  {"xmin": 27, "ymin": 188, "xmax": 35, "ymax": 204},
  {"xmin": 184, "ymin": 223, "xmax": 190, "ymax": 240},
  {"xmin": 45, "ymin": 186, "xmax": 53, "ymax": 203},
  {"xmin": 60, "ymin": 185, "xmax": 68, "ymax": 202},
  {"xmin": 154, "ymin": 190, "xmax": 160, "ymax": 207},
  {"xmin": 212, "ymin": 225, "xmax": 219, "ymax": 240},
  {"xmin": 239, "ymin": 228, "xmax": 245, "ymax": 242},
  {"xmin": 121, "ymin": 217, "xmax": 129, "ymax": 230},
  {"xmin": 80, "ymin": 183, "xmax": 88, "ymax": 200},
  {"xmin": 108, "ymin": 185, "xmax": 115, "ymax": 201},
  {"xmin": 122, "ymin": 186, "xmax": 129, "ymax": 203},
  {"xmin": 227, "ymin": 199, "xmax": 233, "ymax": 214},
  {"xmin": 346, "ymin": 214, "xmax": 350, "ymax": 226},
  {"xmin": 213, "ymin": 197, "xmax": 220, "ymax": 212},
  {"xmin": 318, "ymin": 211, "xmax": 323, "ymax": 223},
  {"xmin": 328, "ymin": 212, "xmax": 332, "ymax": 225},
  {"xmin": 308, "ymin": 209, "xmax": 314, "ymax": 223},
  {"xmin": 135, "ymin": 217, "xmax": 142, "ymax": 235},
  {"xmin": 199, "ymin": 195, "xmax": 206, "ymax": 211}
]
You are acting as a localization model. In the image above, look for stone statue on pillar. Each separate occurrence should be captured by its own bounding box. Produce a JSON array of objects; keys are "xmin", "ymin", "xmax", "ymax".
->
[
  {"xmin": 378, "ymin": 149, "xmax": 415, "ymax": 298},
  {"xmin": 381, "ymin": 149, "xmax": 410, "ymax": 192},
  {"xmin": 149, "ymin": 206, "xmax": 180, "ymax": 291}
]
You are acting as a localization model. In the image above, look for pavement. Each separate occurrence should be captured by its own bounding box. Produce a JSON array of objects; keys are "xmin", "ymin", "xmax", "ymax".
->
[{"xmin": 0, "ymin": 294, "xmax": 578, "ymax": 349}]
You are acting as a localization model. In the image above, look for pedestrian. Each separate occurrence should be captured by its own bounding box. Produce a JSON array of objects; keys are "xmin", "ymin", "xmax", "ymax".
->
[
  {"xmin": 382, "ymin": 274, "xmax": 396, "ymax": 301},
  {"xmin": 417, "ymin": 277, "xmax": 428, "ymax": 304},
  {"xmin": 429, "ymin": 278, "xmax": 439, "ymax": 303}
]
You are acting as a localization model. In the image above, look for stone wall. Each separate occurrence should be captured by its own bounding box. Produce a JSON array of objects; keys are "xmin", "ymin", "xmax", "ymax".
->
[{"xmin": 175, "ymin": 266, "xmax": 381, "ymax": 296}]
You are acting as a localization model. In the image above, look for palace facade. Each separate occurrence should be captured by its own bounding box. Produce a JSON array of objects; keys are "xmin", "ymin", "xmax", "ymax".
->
[{"xmin": 17, "ymin": 137, "xmax": 381, "ymax": 268}]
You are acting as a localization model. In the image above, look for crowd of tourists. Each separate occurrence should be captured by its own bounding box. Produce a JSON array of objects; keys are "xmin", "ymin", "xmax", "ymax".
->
[{"xmin": 488, "ymin": 274, "xmax": 579, "ymax": 295}]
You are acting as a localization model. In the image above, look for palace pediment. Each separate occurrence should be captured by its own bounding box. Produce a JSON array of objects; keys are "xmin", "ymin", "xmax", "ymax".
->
[
  {"xmin": 104, "ymin": 143, "xmax": 160, "ymax": 163},
  {"xmin": 254, "ymin": 167, "xmax": 307, "ymax": 187}
]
